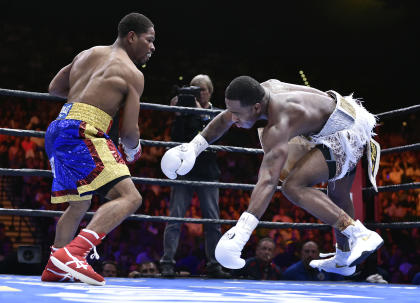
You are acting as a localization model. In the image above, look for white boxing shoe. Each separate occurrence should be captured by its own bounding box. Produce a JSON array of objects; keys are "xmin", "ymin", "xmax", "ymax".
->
[
  {"xmin": 341, "ymin": 220, "xmax": 384, "ymax": 267},
  {"xmin": 309, "ymin": 246, "xmax": 356, "ymax": 276}
]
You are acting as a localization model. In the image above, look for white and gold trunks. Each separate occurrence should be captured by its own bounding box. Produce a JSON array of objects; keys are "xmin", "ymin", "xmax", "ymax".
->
[{"xmin": 309, "ymin": 90, "xmax": 378, "ymax": 182}]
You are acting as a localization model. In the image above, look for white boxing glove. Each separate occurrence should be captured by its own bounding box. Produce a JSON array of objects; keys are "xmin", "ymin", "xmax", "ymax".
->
[
  {"xmin": 215, "ymin": 212, "xmax": 259, "ymax": 269},
  {"xmin": 161, "ymin": 134, "xmax": 209, "ymax": 179}
]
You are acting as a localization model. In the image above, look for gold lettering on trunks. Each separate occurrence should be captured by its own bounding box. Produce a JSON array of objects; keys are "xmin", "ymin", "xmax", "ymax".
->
[{"xmin": 370, "ymin": 140, "xmax": 377, "ymax": 174}]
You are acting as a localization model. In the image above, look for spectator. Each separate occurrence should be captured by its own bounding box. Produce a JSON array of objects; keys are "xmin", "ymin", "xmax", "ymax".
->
[
  {"xmin": 174, "ymin": 241, "xmax": 201, "ymax": 276},
  {"xmin": 139, "ymin": 261, "xmax": 160, "ymax": 277},
  {"xmin": 128, "ymin": 261, "xmax": 161, "ymax": 278},
  {"xmin": 101, "ymin": 260, "xmax": 118, "ymax": 277},
  {"xmin": 20, "ymin": 136, "xmax": 36, "ymax": 159},
  {"xmin": 351, "ymin": 253, "xmax": 389, "ymax": 284},
  {"xmin": 136, "ymin": 244, "xmax": 161, "ymax": 266},
  {"xmin": 233, "ymin": 237, "xmax": 282, "ymax": 280},
  {"xmin": 283, "ymin": 241, "xmax": 344, "ymax": 281},
  {"xmin": 160, "ymin": 74, "xmax": 229, "ymax": 278},
  {"xmin": 273, "ymin": 241, "xmax": 299, "ymax": 271},
  {"xmin": 8, "ymin": 137, "xmax": 22, "ymax": 163},
  {"xmin": 128, "ymin": 263, "xmax": 140, "ymax": 278}
]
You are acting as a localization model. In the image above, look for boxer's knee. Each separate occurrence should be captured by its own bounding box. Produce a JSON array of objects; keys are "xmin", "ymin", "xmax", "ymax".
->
[
  {"xmin": 68, "ymin": 200, "xmax": 91, "ymax": 213},
  {"xmin": 126, "ymin": 190, "xmax": 142, "ymax": 212},
  {"xmin": 108, "ymin": 177, "xmax": 142, "ymax": 212},
  {"xmin": 281, "ymin": 177, "xmax": 304, "ymax": 206}
]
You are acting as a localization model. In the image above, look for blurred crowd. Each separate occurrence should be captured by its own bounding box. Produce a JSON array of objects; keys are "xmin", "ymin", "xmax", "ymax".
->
[{"xmin": 0, "ymin": 96, "xmax": 419, "ymax": 284}]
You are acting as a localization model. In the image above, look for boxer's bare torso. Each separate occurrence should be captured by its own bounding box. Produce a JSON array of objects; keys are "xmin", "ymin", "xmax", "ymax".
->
[{"xmin": 66, "ymin": 45, "xmax": 144, "ymax": 118}]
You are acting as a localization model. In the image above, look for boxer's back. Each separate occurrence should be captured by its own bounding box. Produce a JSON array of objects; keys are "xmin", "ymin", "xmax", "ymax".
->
[{"xmin": 67, "ymin": 45, "xmax": 139, "ymax": 117}]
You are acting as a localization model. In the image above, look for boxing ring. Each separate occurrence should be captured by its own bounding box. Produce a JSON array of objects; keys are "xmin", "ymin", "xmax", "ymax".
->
[
  {"xmin": 1, "ymin": 274, "xmax": 420, "ymax": 303},
  {"xmin": 0, "ymin": 88, "xmax": 420, "ymax": 302}
]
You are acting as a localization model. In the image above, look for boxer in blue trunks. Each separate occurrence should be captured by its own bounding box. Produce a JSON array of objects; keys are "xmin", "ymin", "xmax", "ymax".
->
[{"xmin": 40, "ymin": 12, "xmax": 155, "ymax": 285}]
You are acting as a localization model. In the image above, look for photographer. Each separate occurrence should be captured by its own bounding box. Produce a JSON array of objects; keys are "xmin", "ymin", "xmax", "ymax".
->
[{"xmin": 160, "ymin": 74, "xmax": 229, "ymax": 278}]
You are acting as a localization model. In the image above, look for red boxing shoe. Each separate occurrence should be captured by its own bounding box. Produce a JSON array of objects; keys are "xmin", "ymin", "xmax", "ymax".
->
[
  {"xmin": 41, "ymin": 246, "xmax": 79, "ymax": 282},
  {"xmin": 51, "ymin": 229, "xmax": 106, "ymax": 286},
  {"xmin": 41, "ymin": 257, "xmax": 80, "ymax": 282}
]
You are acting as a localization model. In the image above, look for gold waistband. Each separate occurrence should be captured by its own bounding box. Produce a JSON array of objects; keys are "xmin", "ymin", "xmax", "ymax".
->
[
  {"xmin": 64, "ymin": 102, "xmax": 112, "ymax": 133},
  {"xmin": 326, "ymin": 90, "xmax": 356, "ymax": 119}
]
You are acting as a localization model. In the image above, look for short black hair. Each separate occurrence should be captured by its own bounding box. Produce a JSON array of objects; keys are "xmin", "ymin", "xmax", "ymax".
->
[
  {"xmin": 257, "ymin": 237, "xmax": 275, "ymax": 248},
  {"xmin": 118, "ymin": 12, "xmax": 154, "ymax": 38},
  {"xmin": 225, "ymin": 75, "xmax": 265, "ymax": 106},
  {"xmin": 102, "ymin": 260, "xmax": 118, "ymax": 269}
]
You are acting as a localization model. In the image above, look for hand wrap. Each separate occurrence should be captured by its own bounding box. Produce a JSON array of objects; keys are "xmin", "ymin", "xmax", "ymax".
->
[{"xmin": 119, "ymin": 139, "xmax": 142, "ymax": 164}]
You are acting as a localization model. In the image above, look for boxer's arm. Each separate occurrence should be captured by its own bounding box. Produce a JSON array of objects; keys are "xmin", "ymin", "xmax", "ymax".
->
[
  {"xmin": 214, "ymin": 124, "xmax": 288, "ymax": 269},
  {"xmin": 200, "ymin": 110, "xmax": 234, "ymax": 144},
  {"xmin": 246, "ymin": 125, "xmax": 289, "ymax": 218},
  {"xmin": 49, "ymin": 63, "xmax": 73, "ymax": 98},
  {"xmin": 120, "ymin": 72, "xmax": 144, "ymax": 148}
]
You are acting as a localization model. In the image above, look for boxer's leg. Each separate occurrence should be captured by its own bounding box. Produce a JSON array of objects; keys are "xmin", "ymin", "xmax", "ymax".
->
[
  {"xmin": 281, "ymin": 148, "xmax": 351, "ymax": 227},
  {"xmin": 54, "ymin": 200, "xmax": 91, "ymax": 248},
  {"xmin": 328, "ymin": 170, "xmax": 356, "ymax": 252}
]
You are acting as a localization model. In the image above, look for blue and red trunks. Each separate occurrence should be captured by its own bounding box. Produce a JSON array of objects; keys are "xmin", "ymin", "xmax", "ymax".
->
[{"xmin": 45, "ymin": 102, "xmax": 130, "ymax": 203}]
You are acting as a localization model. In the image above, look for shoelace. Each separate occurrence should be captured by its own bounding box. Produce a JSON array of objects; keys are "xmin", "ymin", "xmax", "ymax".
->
[
  {"xmin": 89, "ymin": 245, "xmax": 100, "ymax": 260},
  {"xmin": 78, "ymin": 235, "xmax": 100, "ymax": 261}
]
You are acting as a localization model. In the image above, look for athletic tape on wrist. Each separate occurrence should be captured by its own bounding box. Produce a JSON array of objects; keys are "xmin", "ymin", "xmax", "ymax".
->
[
  {"xmin": 191, "ymin": 134, "xmax": 209, "ymax": 156},
  {"xmin": 237, "ymin": 212, "xmax": 259, "ymax": 233}
]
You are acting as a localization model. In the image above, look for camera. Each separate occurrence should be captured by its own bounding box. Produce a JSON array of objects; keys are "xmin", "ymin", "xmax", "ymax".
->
[{"xmin": 176, "ymin": 86, "xmax": 202, "ymax": 108}]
